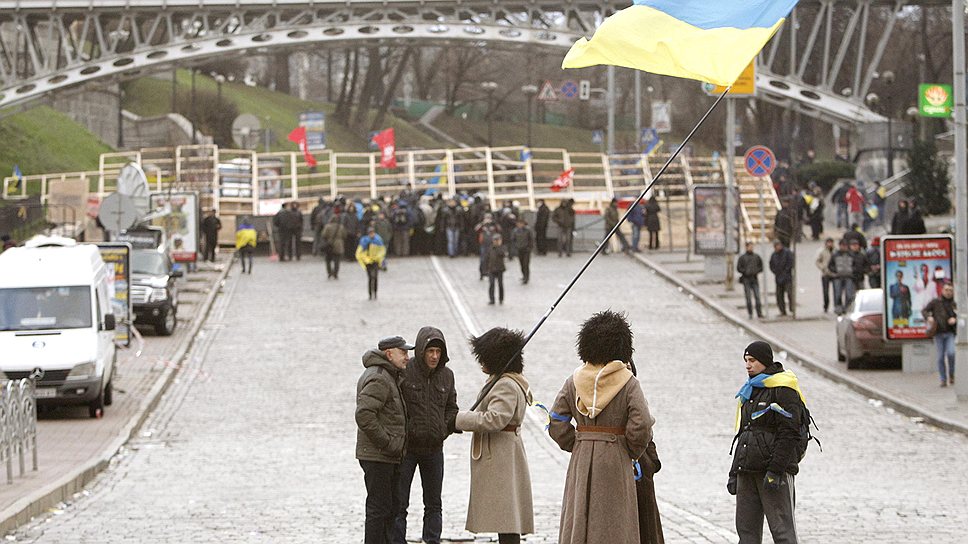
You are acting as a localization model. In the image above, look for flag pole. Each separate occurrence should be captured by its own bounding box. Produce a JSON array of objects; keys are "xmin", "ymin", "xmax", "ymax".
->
[{"xmin": 470, "ymin": 86, "xmax": 733, "ymax": 411}]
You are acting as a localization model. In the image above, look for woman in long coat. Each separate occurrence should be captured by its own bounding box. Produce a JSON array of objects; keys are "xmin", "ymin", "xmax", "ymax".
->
[
  {"xmin": 549, "ymin": 310, "xmax": 656, "ymax": 544},
  {"xmin": 455, "ymin": 327, "xmax": 534, "ymax": 544},
  {"xmin": 644, "ymin": 198, "xmax": 662, "ymax": 249}
]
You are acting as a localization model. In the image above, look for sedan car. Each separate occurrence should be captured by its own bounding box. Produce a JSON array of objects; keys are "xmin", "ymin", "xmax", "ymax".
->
[{"xmin": 836, "ymin": 288, "xmax": 902, "ymax": 369}]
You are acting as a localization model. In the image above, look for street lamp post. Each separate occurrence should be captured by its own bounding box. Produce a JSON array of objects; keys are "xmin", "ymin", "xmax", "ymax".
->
[
  {"xmin": 883, "ymin": 70, "xmax": 896, "ymax": 177},
  {"xmin": 481, "ymin": 81, "xmax": 498, "ymax": 147},
  {"xmin": 521, "ymin": 84, "xmax": 538, "ymax": 148}
]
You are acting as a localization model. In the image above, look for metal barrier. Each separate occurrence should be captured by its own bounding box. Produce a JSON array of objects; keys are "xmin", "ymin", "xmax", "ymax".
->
[{"xmin": 0, "ymin": 379, "xmax": 38, "ymax": 484}]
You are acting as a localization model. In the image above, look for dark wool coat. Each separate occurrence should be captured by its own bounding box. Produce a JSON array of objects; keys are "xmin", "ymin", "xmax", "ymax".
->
[
  {"xmin": 399, "ymin": 327, "xmax": 458, "ymax": 455},
  {"xmin": 644, "ymin": 200, "xmax": 661, "ymax": 232},
  {"xmin": 636, "ymin": 441, "xmax": 665, "ymax": 544},
  {"xmin": 549, "ymin": 374, "xmax": 654, "ymax": 544}
]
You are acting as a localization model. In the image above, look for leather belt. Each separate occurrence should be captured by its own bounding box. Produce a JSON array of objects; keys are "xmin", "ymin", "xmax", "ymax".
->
[
  {"xmin": 502, "ymin": 424, "xmax": 519, "ymax": 432},
  {"xmin": 576, "ymin": 425, "xmax": 626, "ymax": 435}
]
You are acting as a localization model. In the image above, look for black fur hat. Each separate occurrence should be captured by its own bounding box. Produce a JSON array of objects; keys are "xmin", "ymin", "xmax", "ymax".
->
[
  {"xmin": 470, "ymin": 327, "xmax": 525, "ymax": 375},
  {"xmin": 576, "ymin": 310, "xmax": 634, "ymax": 365}
]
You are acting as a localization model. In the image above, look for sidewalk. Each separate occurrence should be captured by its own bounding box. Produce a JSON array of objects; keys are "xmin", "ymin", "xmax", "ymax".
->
[
  {"xmin": 0, "ymin": 257, "xmax": 231, "ymax": 534},
  {"xmin": 630, "ymin": 229, "xmax": 968, "ymax": 435}
]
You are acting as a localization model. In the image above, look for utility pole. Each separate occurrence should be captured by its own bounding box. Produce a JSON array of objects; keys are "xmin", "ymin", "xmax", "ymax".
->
[
  {"xmin": 952, "ymin": 0, "xmax": 968, "ymax": 401},
  {"xmin": 190, "ymin": 68, "xmax": 197, "ymax": 145},
  {"xmin": 607, "ymin": 65, "xmax": 616, "ymax": 155},
  {"xmin": 634, "ymin": 71, "xmax": 642, "ymax": 149},
  {"xmin": 725, "ymin": 96, "xmax": 737, "ymax": 291}
]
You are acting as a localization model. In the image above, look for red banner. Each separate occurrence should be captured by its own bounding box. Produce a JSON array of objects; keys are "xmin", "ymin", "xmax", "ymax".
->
[
  {"xmin": 371, "ymin": 128, "xmax": 397, "ymax": 169},
  {"xmin": 287, "ymin": 126, "xmax": 318, "ymax": 167},
  {"xmin": 550, "ymin": 168, "xmax": 574, "ymax": 192}
]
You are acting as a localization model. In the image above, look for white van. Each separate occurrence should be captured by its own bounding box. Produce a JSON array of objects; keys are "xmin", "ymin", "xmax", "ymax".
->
[{"xmin": 0, "ymin": 236, "xmax": 117, "ymax": 418}]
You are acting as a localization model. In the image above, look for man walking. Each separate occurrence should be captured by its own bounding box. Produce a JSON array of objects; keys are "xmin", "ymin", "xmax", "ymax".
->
[
  {"xmin": 201, "ymin": 208, "xmax": 221, "ymax": 262},
  {"xmin": 814, "ymin": 238, "xmax": 835, "ymax": 313},
  {"xmin": 510, "ymin": 217, "xmax": 535, "ymax": 284},
  {"xmin": 737, "ymin": 242, "xmax": 764, "ymax": 319},
  {"xmin": 728, "ymin": 341, "xmax": 806, "ymax": 544},
  {"xmin": 535, "ymin": 199, "xmax": 550, "ymax": 256},
  {"xmin": 485, "ymin": 234, "xmax": 507, "ymax": 305},
  {"xmin": 828, "ymin": 239, "xmax": 855, "ymax": 315},
  {"xmin": 392, "ymin": 328, "xmax": 459, "ymax": 544},
  {"xmin": 440, "ymin": 198, "xmax": 464, "ymax": 258},
  {"xmin": 475, "ymin": 213, "xmax": 501, "ymax": 281},
  {"xmin": 552, "ymin": 199, "xmax": 576, "ymax": 257},
  {"xmin": 847, "ymin": 238, "xmax": 869, "ymax": 295},
  {"xmin": 923, "ymin": 281, "xmax": 957, "ymax": 387},
  {"xmin": 845, "ymin": 183, "xmax": 865, "ymax": 229},
  {"xmin": 357, "ymin": 336, "xmax": 413, "ymax": 544},
  {"xmin": 769, "ymin": 240, "xmax": 794, "ymax": 317},
  {"xmin": 602, "ymin": 198, "xmax": 629, "ymax": 254},
  {"xmin": 321, "ymin": 215, "xmax": 347, "ymax": 279},
  {"xmin": 286, "ymin": 201, "xmax": 304, "ymax": 261}
]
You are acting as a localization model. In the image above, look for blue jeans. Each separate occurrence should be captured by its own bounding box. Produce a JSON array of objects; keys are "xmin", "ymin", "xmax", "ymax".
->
[
  {"xmin": 836, "ymin": 203, "xmax": 848, "ymax": 229},
  {"xmin": 832, "ymin": 277, "xmax": 854, "ymax": 314},
  {"xmin": 934, "ymin": 332, "xmax": 956, "ymax": 383},
  {"xmin": 741, "ymin": 277, "xmax": 762, "ymax": 317},
  {"xmin": 446, "ymin": 228, "xmax": 460, "ymax": 257},
  {"xmin": 631, "ymin": 224, "xmax": 642, "ymax": 251},
  {"xmin": 392, "ymin": 450, "xmax": 444, "ymax": 544}
]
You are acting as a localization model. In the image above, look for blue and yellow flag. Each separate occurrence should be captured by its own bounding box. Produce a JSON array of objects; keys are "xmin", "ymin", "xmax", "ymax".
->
[{"xmin": 562, "ymin": 0, "xmax": 800, "ymax": 86}]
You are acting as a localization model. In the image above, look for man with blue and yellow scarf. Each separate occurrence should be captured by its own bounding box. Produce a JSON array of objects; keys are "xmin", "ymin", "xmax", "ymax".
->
[{"xmin": 729, "ymin": 341, "xmax": 805, "ymax": 544}]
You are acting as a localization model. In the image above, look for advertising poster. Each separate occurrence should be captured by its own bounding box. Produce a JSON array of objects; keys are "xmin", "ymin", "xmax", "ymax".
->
[
  {"xmin": 299, "ymin": 112, "xmax": 327, "ymax": 151},
  {"xmin": 95, "ymin": 243, "xmax": 132, "ymax": 346},
  {"xmin": 881, "ymin": 235, "xmax": 954, "ymax": 340},
  {"xmin": 149, "ymin": 192, "xmax": 199, "ymax": 263},
  {"xmin": 693, "ymin": 185, "xmax": 727, "ymax": 255}
]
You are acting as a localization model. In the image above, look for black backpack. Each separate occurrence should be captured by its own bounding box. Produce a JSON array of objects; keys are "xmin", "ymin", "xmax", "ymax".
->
[{"xmin": 798, "ymin": 403, "xmax": 822, "ymax": 461}]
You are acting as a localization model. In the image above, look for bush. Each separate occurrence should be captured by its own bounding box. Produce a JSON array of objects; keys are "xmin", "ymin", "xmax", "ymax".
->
[
  {"xmin": 904, "ymin": 139, "xmax": 951, "ymax": 215},
  {"xmin": 793, "ymin": 160, "xmax": 855, "ymax": 193},
  {"xmin": 175, "ymin": 90, "xmax": 239, "ymax": 147}
]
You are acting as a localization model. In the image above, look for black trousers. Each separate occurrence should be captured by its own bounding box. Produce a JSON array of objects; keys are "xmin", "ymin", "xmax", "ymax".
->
[
  {"xmin": 821, "ymin": 276, "xmax": 832, "ymax": 312},
  {"xmin": 517, "ymin": 250, "xmax": 531, "ymax": 283},
  {"xmin": 488, "ymin": 272, "xmax": 504, "ymax": 303},
  {"xmin": 203, "ymin": 235, "xmax": 217, "ymax": 262},
  {"xmin": 735, "ymin": 472, "xmax": 798, "ymax": 544},
  {"xmin": 776, "ymin": 280, "xmax": 793, "ymax": 315},
  {"xmin": 648, "ymin": 230, "xmax": 660, "ymax": 249},
  {"xmin": 535, "ymin": 229, "xmax": 548, "ymax": 255},
  {"xmin": 279, "ymin": 229, "xmax": 293, "ymax": 261},
  {"xmin": 325, "ymin": 249, "xmax": 341, "ymax": 278},
  {"xmin": 367, "ymin": 263, "xmax": 380, "ymax": 299},
  {"xmin": 360, "ymin": 460, "xmax": 401, "ymax": 544},
  {"xmin": 238, "ymin": 247, "xmax": 253, "ymax": 273}
]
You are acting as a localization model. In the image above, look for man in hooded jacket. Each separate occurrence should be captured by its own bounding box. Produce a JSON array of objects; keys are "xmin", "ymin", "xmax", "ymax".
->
[
  {"xmin": 728, "ymin": 341, "xmax": 805, "ymax": 544},
  {"xmin": 392, "ymin": 327, "xmax": 459, "ymax": 544}
]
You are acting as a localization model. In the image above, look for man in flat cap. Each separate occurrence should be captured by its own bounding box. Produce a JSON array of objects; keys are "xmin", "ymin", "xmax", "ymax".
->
[{"xmin": 357, "ymin": 336, "xmax": 414, "ymax": 544}]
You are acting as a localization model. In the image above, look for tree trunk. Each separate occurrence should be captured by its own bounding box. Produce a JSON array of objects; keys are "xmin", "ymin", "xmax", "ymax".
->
[
  {"xmin": 273, "ymin": 51, "xmax": 291, "ymax": 94},
  {"xmin": 372, "ymin": 47, "xmax": 414, "ymax": 131},
  {"xmin": 352, "ymin": 47, "xmax": 386, "ymax": 133}
]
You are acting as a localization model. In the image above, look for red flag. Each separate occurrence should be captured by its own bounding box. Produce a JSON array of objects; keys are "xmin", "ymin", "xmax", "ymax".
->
[
  {"xmin": 372, "ymin": 128, "xmax": 397, "ymax": 169},
  {"xmin": 550, "ymin": 168, "xmax": 574, "ymax": 192},
  {"xmin": 287, "ymin": 126, "xmax": 318, "ymax": 167}
]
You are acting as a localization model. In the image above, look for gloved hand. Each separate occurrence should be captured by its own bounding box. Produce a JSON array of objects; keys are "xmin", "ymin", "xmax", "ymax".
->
[
  {"xmin": 763, "ymin": 471, "xmax": 783, "ymax": 491},
  {"xmin": 726, "ymin": 476, "xmax": 737, "ymax": 496}
]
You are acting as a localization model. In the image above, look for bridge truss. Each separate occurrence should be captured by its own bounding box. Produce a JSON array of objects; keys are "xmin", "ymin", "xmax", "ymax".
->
[{"xmin": 0, "ymin": 0, "xmax": 951, "ymax": 127}]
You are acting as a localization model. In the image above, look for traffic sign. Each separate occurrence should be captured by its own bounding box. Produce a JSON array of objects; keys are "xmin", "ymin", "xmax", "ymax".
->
[
  {"xmin": 702, "ymin": 61, "xmax": 756, "ymax": 97},
  {"xmin": 744, "ymin": 146, "xmax": 777, "ymax": 178},
  {"xmin": 538, "ymin": 80, "xmax": 558, "ymax": 101},
  {"xmin": 579, "ymin": 80, "xmax": 591, "ymax": 101},
  {"xmin": 560, "ymin": 80, "xmax": 579, "ymax": 100}
]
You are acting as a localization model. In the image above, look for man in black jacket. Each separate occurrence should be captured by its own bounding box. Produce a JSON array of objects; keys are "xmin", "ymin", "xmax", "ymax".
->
[
  {"xmin": 392, "ymin": 327, "xmax": 458, "ymax": 544},
  {"xmin": 535, "ymin": 200, "xmax": 550, "ymax": 255},
  {"xmin": 728, "ymin": 341, "xmax": 804, "ymax": 544},
  {"xmin": 769, "ymin": 240, "xmax": 795, "ymax": 317},
  {"xmin": 737, "ymin": 242, "xmax": 764, "ymax": 319},
  {"xmin": 200, "ymin": 209, "xmax": 221, "ymax": 262}
]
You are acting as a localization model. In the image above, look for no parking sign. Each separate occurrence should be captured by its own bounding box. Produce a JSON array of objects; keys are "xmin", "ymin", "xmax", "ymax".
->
[{"xmin": 744, "ymin": 146, "xmax": 776, "ymax": 177}]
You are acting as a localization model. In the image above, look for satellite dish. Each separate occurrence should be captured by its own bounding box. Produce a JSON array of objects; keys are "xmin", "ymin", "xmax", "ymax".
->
[
  {"xmin": 98, "ymin": 192, "xmax": 140, "ymax": 233},
  {"xmin": 232, "ymin": 114, "xmax": 262, "ymax": 149},
  {"xmin": 117, "ymin": 162, "xmax": 150, "ymax": 218}
]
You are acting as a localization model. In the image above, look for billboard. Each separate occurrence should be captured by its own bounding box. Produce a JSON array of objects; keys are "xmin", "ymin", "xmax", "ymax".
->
[
  {"xmin": 149, "ymin": 192, "xmax": 199, "ymax": 263},
  {"xmin": 692, "ymin": 185, "xmax": 740, "ymax": 255},
  {"xmin": 299, "ymin": 112, "xmax": 327, "ymax": 151},
  {"xmin": 881, "ymin": 235, "xmax": 954, "ymax": 340},
  {"xmin": 95, "ymin": 243, "xmax": 132, "ymax": 346}
]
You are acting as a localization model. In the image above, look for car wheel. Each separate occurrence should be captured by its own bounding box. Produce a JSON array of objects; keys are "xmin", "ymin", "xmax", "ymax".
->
[
  {"xmin": 837, "ymin": 337, "xmax": 845, "ymax": 361},
  {"xmin": 845, "ymin": 340, "xmax": 861, "ymax": 370},
  {"xmin": 89, "ymin": 386, "xmax": 105, "ymax": 419},
  {"xmin": 156, "ymin": 306, "xmax": 176, "ymax": 336}
]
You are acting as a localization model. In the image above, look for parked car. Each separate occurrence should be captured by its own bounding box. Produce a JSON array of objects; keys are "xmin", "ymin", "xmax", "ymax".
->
[
  {"xmin": 836, "ymin": 288, "xmax": 902, "ymax": 369},
  {"xmin": 130, "ymin": 249, "xmax": 181, "ymax": 336},
  {"xmin": 0, "ymin": 236, "xmax": 117, "ymax": 418}
]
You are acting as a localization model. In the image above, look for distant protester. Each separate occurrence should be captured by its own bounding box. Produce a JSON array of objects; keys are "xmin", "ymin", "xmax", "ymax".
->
[
  {"xmin": 234, "ymin": 218, "xmax": 257, "ymax": 274},
  {"xmin": 357, "ymin": 226, "xmax": 387, "ymax": 300}
]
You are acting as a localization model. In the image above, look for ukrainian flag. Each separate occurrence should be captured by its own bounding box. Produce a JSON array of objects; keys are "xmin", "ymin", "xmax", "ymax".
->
[{"xmin": 563, "ymin": 0, "xmax": 800, "ymax": 86}]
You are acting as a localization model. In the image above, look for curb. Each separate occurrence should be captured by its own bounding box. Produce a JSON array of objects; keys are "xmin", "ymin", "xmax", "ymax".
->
[
  {"xmin": 0, "ymin": 261, "xmax": 234, "ymax": 535},
  {"xmin": 629, "ymin": 252, "xmax": 968, "ymax": 436}
]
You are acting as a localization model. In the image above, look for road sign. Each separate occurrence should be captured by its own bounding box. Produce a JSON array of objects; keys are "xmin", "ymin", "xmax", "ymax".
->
[
  {"xmin": 538, "ymin": 80, "xmax": 558, "ymax": 101},
  {"xmin": 591, "ymin": 130, "xmax": 604, "ymax": 144},
  {"xmin": 652, "ymin": 101, "xmax": 672, "ymax": 134},
  {"xmin": 918, "ymin": 83, "xmax": 953, "ymax": 118},
  {"xmin": 579, "ymin": 80, "xmax": 591, "ymax": 101},
  {"xmin": 744, "ymin": 146, "xmax": 777, "ymax": 177},
  {"xmin": 702, "ymin": 61, "xmax": 756, "ymax": 97},
  {"xmin": 560, "ymin": 80, "xmax": 579, "ymax": 100}
]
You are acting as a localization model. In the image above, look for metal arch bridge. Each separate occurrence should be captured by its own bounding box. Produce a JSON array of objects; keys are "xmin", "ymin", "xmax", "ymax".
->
[{"xmin": 0, "ymin": 0, "xmax": 950, "ymax": 127}]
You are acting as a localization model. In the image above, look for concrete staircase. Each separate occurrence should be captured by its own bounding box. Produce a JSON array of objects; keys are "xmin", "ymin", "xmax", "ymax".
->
[{"xmin": 727, "ymin": 157, "xmax": 781, "ymax": 242}]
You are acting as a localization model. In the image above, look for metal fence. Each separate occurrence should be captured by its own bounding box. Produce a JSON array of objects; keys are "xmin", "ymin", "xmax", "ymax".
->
[{"xmin": 1, "ymin": 379, "xmax": 38, "ymax": 484}]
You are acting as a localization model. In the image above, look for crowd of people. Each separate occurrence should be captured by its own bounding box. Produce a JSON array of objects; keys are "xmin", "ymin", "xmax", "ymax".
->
[{"xmin": 355, "ymin": 312, "xmax": 811, "ymax": 544}]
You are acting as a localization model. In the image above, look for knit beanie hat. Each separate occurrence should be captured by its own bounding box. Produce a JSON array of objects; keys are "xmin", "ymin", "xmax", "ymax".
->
[{"xmin": 744, "ymin": 341, "xmax": 774, "ymax": 366}]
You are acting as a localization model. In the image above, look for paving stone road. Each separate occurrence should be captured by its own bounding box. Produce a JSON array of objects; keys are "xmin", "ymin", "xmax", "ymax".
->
[{"xmin": 9, "ymin": 253, "xmax": 968, "ymax": 543}]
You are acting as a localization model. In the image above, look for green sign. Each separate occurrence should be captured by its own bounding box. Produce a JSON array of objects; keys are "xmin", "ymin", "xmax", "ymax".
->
[{"xmin": 918, "ymin": 83, "xmax": 953, "ymax": 118}]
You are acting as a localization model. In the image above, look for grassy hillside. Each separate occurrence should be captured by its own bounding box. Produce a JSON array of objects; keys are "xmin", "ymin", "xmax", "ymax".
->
[
  {"xmin": 431, "ymin": 115, "xmax": 644, "ymax": 152},
  {"xmin": 0, "ymin": 106, "xmax": 112, "ymax": 183},
  {"xmin": 123, "ymin": 71, "xmax": 443, "ymax": 152}
]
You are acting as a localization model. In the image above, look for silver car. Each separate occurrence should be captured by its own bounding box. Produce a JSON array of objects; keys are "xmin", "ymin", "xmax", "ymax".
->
[{"xmin": 836, "ymin": 288, "xmax": 902, "ymax": 369}]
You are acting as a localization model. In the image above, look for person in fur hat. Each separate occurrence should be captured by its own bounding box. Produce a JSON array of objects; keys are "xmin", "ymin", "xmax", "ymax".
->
[
  {"xmin": 454, "ymin": 328, "xmax": 534, "ymax": 544},
  {"xmin": 548, "ymin": 310, "xmax": 656, "ymax": 544}
]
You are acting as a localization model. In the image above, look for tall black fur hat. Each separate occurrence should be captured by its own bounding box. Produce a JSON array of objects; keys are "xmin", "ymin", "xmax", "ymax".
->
[
  {"xmin": 576, "ymin": 310, "xmax": 634, "ymax": 365},
  {"xmin": 470, "ymin": 327, "xmax": 525, "ymax": 374}
]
